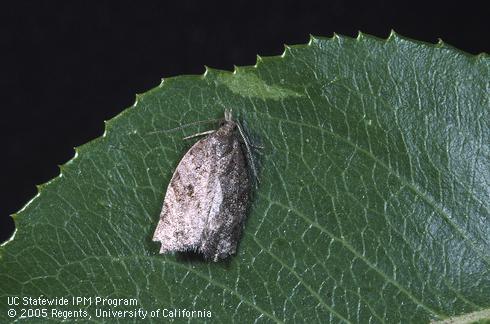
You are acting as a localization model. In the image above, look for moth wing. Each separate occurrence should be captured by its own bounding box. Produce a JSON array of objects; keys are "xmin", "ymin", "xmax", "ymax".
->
[
  {"xmin": 152, "ymin": 137, "xmax": 216, "ymax": 254},
  {"xmin": 199, "ymin": 136, "xmax": 250, "ymax": 260}
]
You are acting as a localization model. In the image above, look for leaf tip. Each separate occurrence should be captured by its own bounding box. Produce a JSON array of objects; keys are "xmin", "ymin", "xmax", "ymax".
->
[
  {"xmin": 203, "ymin": 65, "xmax": 211, "ymax": 77},
  {"xmin": 308, "ymin": 35, "xmax": 314, "ymax": 45},
  {"xmin": 134, "ymin": 93, "xmax": 144, "ymax": 107},
  {"xmin": 57, "ymin": 164, "xmax": 66, "ymax": 175},
  {"xmin": 388, "ymin": 29, "xmax": 399, "ymax": 41},
  {"xmin": 434, "ymin": 38, "xmax": 464, "ymax": 53},
  {"xmin": 73, "ymin": 146, "xmax": 81, "ymax": 159},
  {"xmin": 102, "ymin": 120, "xmax": 110, "ymax": 137},
  {"xmin": 204, "ymin": 66, "xmax": 219, "ymax": 76},
  {"xmin": 309, "ymin": 34, "xmax": 327, "ymax": 47},
  {"xmin": 281, "ymin": 44, "xmax": 293, "ymax": 58},
  {"xmin": 255, "ymin": 55, "xmax": 263, "ymax": 67},
  {"xmin": 433, "ymin": 37, "xmax": 480, "ymax": 57}
]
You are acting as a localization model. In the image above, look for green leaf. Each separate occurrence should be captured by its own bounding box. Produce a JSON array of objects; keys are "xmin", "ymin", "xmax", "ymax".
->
[{"xmin": 1, "ymin": 32, "xmax": 489, "ymax": 323}]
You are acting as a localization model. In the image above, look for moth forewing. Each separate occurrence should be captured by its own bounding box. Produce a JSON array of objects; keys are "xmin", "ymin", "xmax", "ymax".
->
[{"xmin": 152, "ymin": 110, "xmax": 253, "ymax": 261}]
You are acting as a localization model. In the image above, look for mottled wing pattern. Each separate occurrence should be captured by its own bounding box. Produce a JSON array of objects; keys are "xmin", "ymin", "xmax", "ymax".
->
[
  {"xmin": 153, "ymin": 117, "xmax": 251, "ymax": 261},
  {"xmin": 152, "ymin": 136, "xmax": 217, "ymax": 253},
  {"xmin": 199, "ymin": 134, "xmax": 250, "ymax": 260}
]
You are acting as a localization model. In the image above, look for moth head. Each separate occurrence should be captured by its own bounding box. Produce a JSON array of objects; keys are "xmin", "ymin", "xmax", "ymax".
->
[
  {"xmin": 216, "ymin": 109, "xmax": 237, "ymax": 135},
  {"xmin": 224, "ymin": 108, "xmax": 233, "ymax": 122},
  {"xmin": 216, "ymin": 119, "xmax": 237, "ymax": 136}
]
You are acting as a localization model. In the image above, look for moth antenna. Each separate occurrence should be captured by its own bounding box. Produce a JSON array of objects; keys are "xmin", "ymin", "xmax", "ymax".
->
[
  {"xmin": 183, "ymin": 130, "xmax": 216, "ymax": 140},
  {"xmin": 236, "ymin": 121, "xmax": 260, "ymax": 186},
  {"xmin": 147, "ymin": 118, "xmax": 221, "ymax": 135}
]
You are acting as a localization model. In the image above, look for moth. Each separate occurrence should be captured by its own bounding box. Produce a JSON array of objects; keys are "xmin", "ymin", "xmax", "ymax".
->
[{"xmin": 152, "ymin": 110, "xmax": 256, "ymax": 261}]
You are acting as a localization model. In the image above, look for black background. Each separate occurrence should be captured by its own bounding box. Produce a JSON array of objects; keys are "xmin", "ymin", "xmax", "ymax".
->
[{"xmin": 0, "ymin": 1, "xmax": 488, "ymax": 244}]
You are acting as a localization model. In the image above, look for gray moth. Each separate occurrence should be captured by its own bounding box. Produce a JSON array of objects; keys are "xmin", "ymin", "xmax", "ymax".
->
[{"xmin": 152, "ymin": 110, "xmax": 255, "ymax": 261}]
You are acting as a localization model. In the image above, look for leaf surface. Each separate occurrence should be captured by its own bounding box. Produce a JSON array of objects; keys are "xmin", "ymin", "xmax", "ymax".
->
[{"xmin": 1, "ymin": 32, "xmax": 489, "ymax": 323}]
